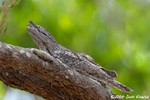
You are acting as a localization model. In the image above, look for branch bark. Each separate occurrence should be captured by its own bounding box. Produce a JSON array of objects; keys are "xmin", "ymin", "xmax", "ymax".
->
[{"xmin": 0, "ymin": 42, "xmax": 112, "ymax": 100}]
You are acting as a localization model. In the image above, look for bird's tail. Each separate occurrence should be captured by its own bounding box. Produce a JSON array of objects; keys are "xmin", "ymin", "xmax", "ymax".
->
[{"xmin": 107, "ymin": 78, "xmax": 133, "ymax": 93}]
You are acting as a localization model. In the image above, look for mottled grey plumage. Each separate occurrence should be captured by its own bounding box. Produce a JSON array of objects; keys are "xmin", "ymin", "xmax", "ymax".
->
[
  {"xmin": 27, "ymin": 21, "xmax": 132, "ymax": 93},
  {"xmin": 79, "ymin": 53, "xmax": 118, "ymax": 78}
]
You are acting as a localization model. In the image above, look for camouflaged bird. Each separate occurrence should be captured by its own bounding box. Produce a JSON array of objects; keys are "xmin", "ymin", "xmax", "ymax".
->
[{"xmin": 27, "ymin": 21, "xmax": 133, "ymax": 93}]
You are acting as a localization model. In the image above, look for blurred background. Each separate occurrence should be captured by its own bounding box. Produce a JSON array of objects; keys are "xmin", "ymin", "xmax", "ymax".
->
[{"xmin": 0, "ymin": 0, "xmax": 150, "ymax": 100}]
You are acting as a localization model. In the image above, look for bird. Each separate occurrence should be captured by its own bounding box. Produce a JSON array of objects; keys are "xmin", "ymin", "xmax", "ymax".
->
[{"xmin": 27, "ymin": 21, "xmax": 133, "ymax": 93}]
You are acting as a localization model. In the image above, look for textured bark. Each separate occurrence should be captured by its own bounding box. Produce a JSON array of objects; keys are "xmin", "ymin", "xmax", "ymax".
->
[{"xmin": 0, "ymin": 42, "xmax": 112, "ymax": 100}]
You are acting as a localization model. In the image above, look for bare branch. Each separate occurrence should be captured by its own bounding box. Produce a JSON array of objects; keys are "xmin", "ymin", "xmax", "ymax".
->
[{"xmin": 0, "ymin": 42, "xmax": 112, "ymax": 100}]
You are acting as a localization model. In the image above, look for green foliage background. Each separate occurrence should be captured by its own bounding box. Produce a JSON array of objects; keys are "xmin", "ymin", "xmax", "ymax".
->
[{"xmin": 0, "ymin": 0, "xmax": 150, "ymax": 99}]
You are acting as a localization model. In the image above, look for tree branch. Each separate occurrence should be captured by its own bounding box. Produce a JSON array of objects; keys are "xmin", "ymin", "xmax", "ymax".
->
[{"xmin": 0, "ymin": 42, "xmax": 113, "ymax": 100}]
